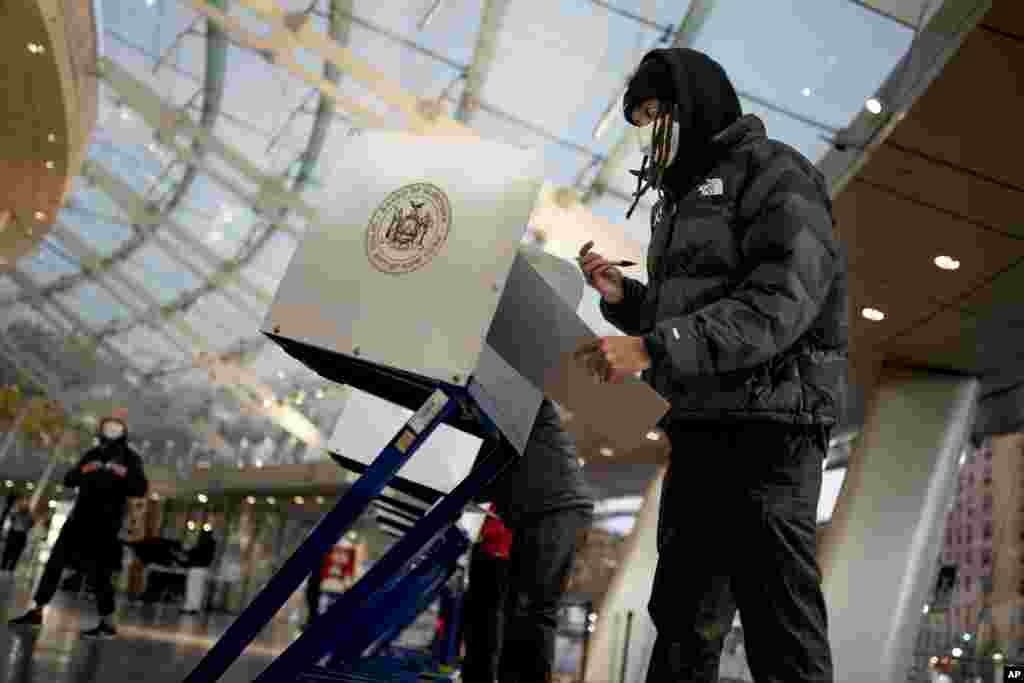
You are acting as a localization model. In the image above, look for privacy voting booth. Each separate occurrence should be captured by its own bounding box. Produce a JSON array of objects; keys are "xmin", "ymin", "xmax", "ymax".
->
[{"xmin": 184, "ymin": 132, "xmax": 668, "ymax": 683}]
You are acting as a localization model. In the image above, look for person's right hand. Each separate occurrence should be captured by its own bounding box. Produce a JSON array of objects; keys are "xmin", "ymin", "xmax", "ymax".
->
[{"xmin": 578, "ymin": 242, "xmax": 625, "ymax": 304}]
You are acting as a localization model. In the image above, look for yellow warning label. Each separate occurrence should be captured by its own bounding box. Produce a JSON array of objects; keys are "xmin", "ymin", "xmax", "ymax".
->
[{"xmin": 396, "ymin": 429, "xmax": 416, "ymax": 454}]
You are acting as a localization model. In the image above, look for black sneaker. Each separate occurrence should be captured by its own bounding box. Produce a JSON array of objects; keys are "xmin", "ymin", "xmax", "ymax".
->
[
  {"xmin": 8, "ymin": 609, "xmax": 42, "ymax": 628},
  {"xmin": 81, "ymin": 622, "xmax": 116, "ymax": 639}
]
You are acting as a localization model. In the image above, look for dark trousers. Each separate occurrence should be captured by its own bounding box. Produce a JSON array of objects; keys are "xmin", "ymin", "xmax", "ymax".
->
[
  {"xmin": 2, "ymin": 531, "xmax": 28, "ymax": 571},
  {"xmin": 34, "ymin": 525, "xmax": 117, "ymax": 617},
  {"xmin": 646, "ymin": 422, "xmax": 833, "ymax": 683},
  {"xmin": 462, "ymin": 545, "xmax": 510, "ymax": 683},
  {"xmin": 497, "ymin": 507, "xmax": 590, "ymax": 683}
]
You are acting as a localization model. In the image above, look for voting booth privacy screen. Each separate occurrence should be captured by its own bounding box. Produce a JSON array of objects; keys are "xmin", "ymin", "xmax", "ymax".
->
[{"xmin": 263, "ymin": 131, "xmax": 668, "ymax": 496}]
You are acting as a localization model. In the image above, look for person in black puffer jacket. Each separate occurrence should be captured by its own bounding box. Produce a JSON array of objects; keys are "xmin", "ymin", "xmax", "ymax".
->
[
  {"xmin": 9, "ymin": 417, "xmax": 147, "ymax": 639},
  {"xmin": 577, "ymin": 48, "xmax": 846, "ymax": 683},
  {"xmin": 469, "ymin": 398, "xmax": 594, "ymax": 683}
]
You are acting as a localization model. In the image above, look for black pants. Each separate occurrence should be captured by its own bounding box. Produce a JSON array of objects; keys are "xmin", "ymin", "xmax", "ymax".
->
[
  {"xmin": 462, "ymin": 545, "xmax": 511, "ymax": 683},
  {"xmin": 497, "ymin": 507, "xmax": 590, "ymax": 683},
  {"xmin": 2, "ymin": 531, "xmax": 28, "ymax": 571},
  {"xmin": 35, "ymin": 525, "xmax": 117, "ymax": 617},
  {"xmin": 646, "ymin": 422, "xmax": 833, "ymax": 683},
  {"xmin": 306, "ymin": 571, "xmax": 322, "ymax": 626}
]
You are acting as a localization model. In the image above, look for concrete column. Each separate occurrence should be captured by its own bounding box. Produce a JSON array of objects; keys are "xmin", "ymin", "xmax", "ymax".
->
[
  {"xmin": 820, "ymin": 365, "xmax": 980, "ymax": 683},
  {"xmin": 584, "ymin": 467, "xmax": 665, "ymax": 683}
]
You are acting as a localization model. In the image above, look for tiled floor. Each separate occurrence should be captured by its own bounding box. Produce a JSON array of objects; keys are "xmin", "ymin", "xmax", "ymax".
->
[{"xmin": 0, "ymin": 573, "xmax": 297, "ymax": 682}]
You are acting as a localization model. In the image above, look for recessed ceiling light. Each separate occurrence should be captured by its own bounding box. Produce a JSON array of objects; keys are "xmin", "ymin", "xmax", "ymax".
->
[
  {"xmin": 203, "ymin": 523, "xmax": 212, "ymax": 532},
  {"xmin": 45, "ymin": 161, "xmax": 55, "ymax": 170},
  {"xmin": 866, "ymin": 98, "xmax": 883, "ymax": 115},
  {"xmin": 26, "ymin": 483, "xmax": 34, "ymax": 490},
  {"xmin": 246, "ymin": 496, "xmax": 256, "ymax": 504},
  {"xmin": 197, "ymin": 493, "xmax": 208, "ymax": 503},
  {"xmin": 48, "ymin": 500, "xmax": 57, "ymax": 509},
  {"xmin": 801, "ymin": 87, "xmax": 812, "ymax": 97},
  {"xmin": 47, "ymin": 133, "xmax": 57, "ymax": 143},
  {"xmin": 34, "ymin": 211, "xmax": 46, "ymax": 221},
  {"xmin": 294, "ymin": 496, "xmax": 305, "ymax": 504},
  {"xmin": 934, "ymin": 255, "xmax": 961, "ymax": 271},
  {"xmin": 645, "ymin": 430, "xmax": 661, "ymax": 441},
  {"xmin": 27, "ymin": 43, "xmax": 45, "ymax": 54},
  {"xmin": 599, "ymin": 447, "xmax": 614, "ymax": 457},
  {"xmin": 187, "ymin": 521, "xmax": 196, "ymax": 530},
  {"xmin": 862, "ymin": 307, "xmax": 885, "ymax": 322},
  {"xmin": 315, "ymin": 496, "xmax": 325, "ymax": 504},
  {"xmin": 267, "ymin": 496, "xmax": 276, "ymax": 504},
  {"xmin": 3, "ymin": 481, "xmax": 12, "ymax": 488},
  {"xmin": 578, "ymin": 458, "xmax": 585, "ymax": 467}
]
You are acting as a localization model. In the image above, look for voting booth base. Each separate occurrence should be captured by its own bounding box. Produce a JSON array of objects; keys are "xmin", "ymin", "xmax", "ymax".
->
[{"xmin": 184, "ymin": 387, "xmax": 513, "ymax": 683}]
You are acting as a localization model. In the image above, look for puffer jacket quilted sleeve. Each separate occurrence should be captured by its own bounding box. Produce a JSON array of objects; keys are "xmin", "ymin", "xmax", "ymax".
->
[
  {"xmin": 599, "ymin": 276, "xmax": 656, "ymax": 336},
  {"xmin": 648, "ymin": 149, "xmax": 840, "ymax": 378}
]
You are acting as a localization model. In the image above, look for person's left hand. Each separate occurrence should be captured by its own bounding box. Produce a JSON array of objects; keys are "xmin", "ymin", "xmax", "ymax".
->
[
  {"xmin": 574, "ymin": 336, "xmax": 652, "ymax": 384},
  {"xmin": 109, "ymin": 464, "xmax": 128, "ymax": 478}
]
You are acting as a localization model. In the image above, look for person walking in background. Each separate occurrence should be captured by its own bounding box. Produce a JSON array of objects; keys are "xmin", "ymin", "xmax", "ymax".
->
[
  {"xmin": 577, "ymin": 47, "xmax": 846, "ymax": 683},
  {"xmin": 8, "ymin": 416, "xmax": 147, "ymax": 638},
  {"xmin": 2, "ymin": 498, "xmax": 35, "ymax": 572},
  {"xmin": 179, "ymin": 527, "xmax": 217, "ymax": 615}
]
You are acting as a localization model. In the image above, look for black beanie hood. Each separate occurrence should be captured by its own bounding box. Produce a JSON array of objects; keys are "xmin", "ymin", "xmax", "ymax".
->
[{"xmin": 623, "ymin": 48, "xmax": 743, "ymax": 192}]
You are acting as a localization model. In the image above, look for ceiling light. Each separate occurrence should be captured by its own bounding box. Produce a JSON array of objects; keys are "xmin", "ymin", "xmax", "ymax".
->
[
  {"xmin": 3, "ymin": 481, "xmax": 12, "ymax": 488},
  {"xmin": 27, "ymin": 43, "xmax": 44, "ymax": 54},
  {"xmin": 26, "ymin": 483, "xmax": 34, "ymax": 491},
  {"xmin": 207, "ymin": 230, "xmax": 223, "ymax": 243},
  {"xmin": 202, "ymin": 523, "xmax": 212, "ymax": 532},
  {"xmin": 346, "ymin": 531, "xmax": 358, "ymax": 541},
  {"xmin": 861, "ymin": 307, "xmax": 885, "ymax": 322},
  {"xmin": 34, "ymin": 211, "xmax": 46, "ymax": 221},
  {"xmin": 294, "ymin": 496, "xmax": 305, "ymax": 504},
  {"xmin": 951, "ymin": 647, "xmax": 963, "ymax": 658},
  {"xmin": 934, "ymin": 255, "xmax": 960, "ymax": 271},
  {"xmin": 45, "ymin": 161, "xmax": 55, "ymax": 170},
  {"xmin": 146, "ymin": 0, "xmax": 156, "ymax": 6},
  {"xmin": 866, "ymin": 98, "xmax": 883, "ymax": 115},
  {"xmin": 578, "ymin": 458, "xmax": 585, "ymax": 468},
  {"xmin": 993, "ymin": 653, "xmax": 1004, "ymax": 662},
  {"xmin": 267, "ymin": 496, "xmax": 276, "ymax": 505},
  {"xmin": 197, "ymin": 493, "xmax": 208, "ymax": 503},
  {"xmin": 48, "ymin": 500, "xmax": 57, "ymax": 509},
  {"xmin": 47, "ymin": 133, "xmax": 57, "ymax": 143},
  {"xmin": 315, "ymin": 389, "xmax": 325, "ymax": 400},
  {"xmin": 254, "ymin": 460, "xmax": 264, "ymax": 469},
  {"xmin": 246, "ymin": 496, "xmax": 256, "ymax": 504},
  {"xmin": 277, "ymin": 371, "xmax": 286, "ymax": 379},
  {"xmin": 645, "ymin": 431, "xmax": 661, "ymax": 441},
  {"xmin": 801, "ymin": 87, "xmax": 812, "ymax": 97},
  {"xmin": 315, "ymin": 496, "xmax": 325, "ymax": 505},
  {"xmin": 599, "ymin": 447, "xmax": 614, "ymax": 457}
]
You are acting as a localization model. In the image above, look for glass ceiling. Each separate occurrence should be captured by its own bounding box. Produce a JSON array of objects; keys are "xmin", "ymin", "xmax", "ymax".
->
[{"xmin": 0, "ymin": 0, "xmax": 917, "ymax": 463}]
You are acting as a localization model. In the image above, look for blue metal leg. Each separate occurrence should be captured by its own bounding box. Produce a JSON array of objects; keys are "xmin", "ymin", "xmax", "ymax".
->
[
  {"xmin": 183, "ymin": 390, "xmax": 459, "ymax": 683},
  {"xmin": 255, "ymin": 439, "xmax": 515, "ymax": 682}
]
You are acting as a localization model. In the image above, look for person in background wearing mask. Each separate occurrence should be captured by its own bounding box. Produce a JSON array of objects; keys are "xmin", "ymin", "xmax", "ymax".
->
[
  {"xmin": 577, "ymin": 48, "xmax": 846, "ymax": 682},
  {"xmin": 9, "ymin": 417, "xmax": 147, "ymax": 638},
  {"xmin": 1, "ymin": 497, "xmax": 36, "ymax": 572},
  {"xmin": 467, "ymin": 399, "xmax": 594, "ymax": 683}
]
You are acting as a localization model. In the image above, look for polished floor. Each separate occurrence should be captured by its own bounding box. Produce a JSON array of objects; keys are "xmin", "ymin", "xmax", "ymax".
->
[{"xmin": 0, "ymin": 572, "xmax": 297, "ymax": 682}]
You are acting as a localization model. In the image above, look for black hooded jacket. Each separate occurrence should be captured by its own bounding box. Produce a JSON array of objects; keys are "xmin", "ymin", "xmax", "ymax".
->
[
  {"xmin": 64, "ymin": 425, "xmax": 148, "ymax": 538},
  {"xmin": 603, "ymin": 49, "xmax": 849, "ymax": 427}
]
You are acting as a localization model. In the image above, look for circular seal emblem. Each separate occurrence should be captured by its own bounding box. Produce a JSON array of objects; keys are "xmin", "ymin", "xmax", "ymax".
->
[{"xmin": 366, "ymin": 183, "xmax": 452, "ymax": 275}]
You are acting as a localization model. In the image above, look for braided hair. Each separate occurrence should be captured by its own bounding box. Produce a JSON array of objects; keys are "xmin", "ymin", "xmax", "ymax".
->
[{"xmin": 626, "ymin": 101, "xmax": 677, "ymax": 219}]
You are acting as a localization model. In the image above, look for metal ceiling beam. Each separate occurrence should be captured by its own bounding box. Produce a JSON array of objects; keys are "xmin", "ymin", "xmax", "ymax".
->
[
  {"xmin": 83, "ymin": 161, "xmax": 270, "ymax": 315},
  {"xmin": 49, "ymin": 222, "xmax": 205, "ymax": 351},
  {"xmin": 453, "ymin": 0, "xmax": 510, "ymax": 124}
]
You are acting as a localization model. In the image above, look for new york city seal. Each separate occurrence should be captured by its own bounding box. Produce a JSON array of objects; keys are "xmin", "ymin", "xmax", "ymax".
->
[{"xmin": 365, "ymin": 183, "xmax": 452, "ymax": 275}]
